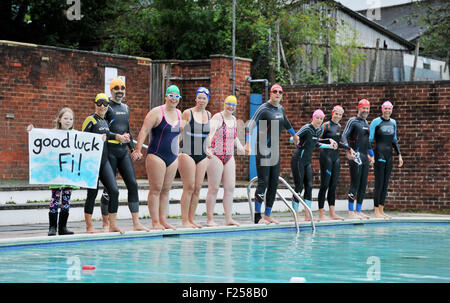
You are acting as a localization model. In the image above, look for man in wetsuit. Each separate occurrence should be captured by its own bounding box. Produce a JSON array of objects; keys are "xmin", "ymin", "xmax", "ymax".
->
[
  {"xmin": 245, "ymin": 84, "xmax": 299, "ymax": 224},
  {"xmin": 342, "ymin": 99, "xmax": 374, "ymax": 219},
  {"xmin": 369, "ymin": 101, "xmax": 403, "ymax": 218},
  {"xmin": 100, "ymin": 78, "xmax": 149, "ymax": 231}
]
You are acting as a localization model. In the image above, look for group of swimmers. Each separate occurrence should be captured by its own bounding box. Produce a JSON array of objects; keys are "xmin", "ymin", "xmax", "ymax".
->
[
  {"xmin": 28, "ymin": 79, "xmax": 403, "ymax": 236},
  {"xmin": 247, "ymin": 84, "xmax": 403, "ymax": 225}
]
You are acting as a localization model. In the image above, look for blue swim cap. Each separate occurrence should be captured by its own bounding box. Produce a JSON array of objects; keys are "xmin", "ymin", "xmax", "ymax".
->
[{"xmin": 195, "ymin": 87, "xmax": 210, "ymax": 100}]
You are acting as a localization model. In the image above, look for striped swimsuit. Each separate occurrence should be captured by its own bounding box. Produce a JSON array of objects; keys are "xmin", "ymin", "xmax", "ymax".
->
[
  {"xmin": 147, "ymin": 106, "xmax": 181, "ymax": 167},
  {"xmin": 211, "ymin": 113, "xmax": 237, "ymax": 165}
]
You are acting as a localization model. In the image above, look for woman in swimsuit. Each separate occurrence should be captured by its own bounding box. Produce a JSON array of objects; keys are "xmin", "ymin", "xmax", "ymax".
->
[
  {"xmin": 132, "ymin": 85, "xmax": 182, "ymax": 230},
  {"xmin": 205, "ymin": 96, "xmax": 245, "ymax": 227},
  {"xmin": 178, "ymin": 87, "xmax": 212, "ymax": 228}
]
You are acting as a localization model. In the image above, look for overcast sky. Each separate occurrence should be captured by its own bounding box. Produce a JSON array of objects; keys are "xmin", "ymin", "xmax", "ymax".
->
[{"xmin": 337, "ymin": 0, "xmax": 420, "ymax": 11}]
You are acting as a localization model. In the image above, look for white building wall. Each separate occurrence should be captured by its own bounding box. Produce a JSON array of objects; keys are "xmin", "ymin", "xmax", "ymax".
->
[{"xmin": 336, "ymin": 10, "xmax": 408, "ymax": 50}]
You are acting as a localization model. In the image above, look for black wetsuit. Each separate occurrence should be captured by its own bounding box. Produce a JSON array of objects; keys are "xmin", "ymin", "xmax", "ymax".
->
[
  {"xmin": 291, "ymin": 123, "xmax": 331, "ymax": 207},
  {"xmin": 100, "ymin": 99, "xmax": 139, "ymax": 215},
  {"xmin": 342, "ymin": 116, "xmax": 373, "ymax": 211},
  {"xmin": 317, "ymin": 120, "xmax": 350, "ymax": 209},
  {"xmin": 245, "ymin": 101, "xmax": 295, "ymax": 222},
  {"xmin": 82, "ymin": 114, "xmax": 120, "ymax": 214},
  {"xmin": 369, "ymin": 117, "xmax": 401, "ymax": 207}
]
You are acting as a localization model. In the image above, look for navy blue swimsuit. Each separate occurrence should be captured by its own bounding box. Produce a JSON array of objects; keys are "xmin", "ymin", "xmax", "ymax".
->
[{"xmin": 147, "ymin": 106, "xmax": 181, "ymax": 167}]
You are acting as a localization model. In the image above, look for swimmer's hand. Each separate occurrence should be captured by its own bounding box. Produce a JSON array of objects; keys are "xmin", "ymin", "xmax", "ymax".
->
[
  {"xmin": 244, "ymin": 142, "xmax": 251, "ymax": 156},
  {"xmin": 131, "ymin": 150, "xmax": 143, "ymax": 161},
  {"xmin": 329, "ymin": 139, "xmax": 338, "ymax": 149},
  {"xmin": 206, "ymin": 146, "xmax": 213, "ymax": 159},
  {"xmin": 117, "ymin": 133, "xmax": 130, "ymax": 143},
  {"xmin": 398, "ymin": 154, "xmax": 403, "ymax": 168}
]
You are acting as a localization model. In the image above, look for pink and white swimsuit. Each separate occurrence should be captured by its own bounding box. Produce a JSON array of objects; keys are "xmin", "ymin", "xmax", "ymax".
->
[{"xmin": 211, "ymin": 113, "xmax": 237, "ymax": 165}]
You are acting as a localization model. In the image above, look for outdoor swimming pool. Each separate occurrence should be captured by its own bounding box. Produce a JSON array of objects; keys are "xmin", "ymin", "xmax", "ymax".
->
[{"xmin": 0, "ymin": 222, "xmax": 449, "ymax": 283}]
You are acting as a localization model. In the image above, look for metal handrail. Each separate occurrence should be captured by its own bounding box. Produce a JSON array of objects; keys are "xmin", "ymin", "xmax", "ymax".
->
[
  {"xmin": 246, "ymin": 176, "xmax": 316, "ymax": 233},
  {"xmin": 278, "ymin": 176, "xmax": 315, "ymax": 231}
]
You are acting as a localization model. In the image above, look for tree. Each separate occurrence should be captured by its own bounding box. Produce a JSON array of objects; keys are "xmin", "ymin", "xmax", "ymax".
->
[
  {"xmin": 272, "ymin": 1, "xmax": 366, "ymax": 84},
  {"xmin": 0, "ymin": 0, "xmax": 112, "ymax": 50},
  {"xmin": 405, "ymin": 0, "xmax": 449, "ymax": 61}
]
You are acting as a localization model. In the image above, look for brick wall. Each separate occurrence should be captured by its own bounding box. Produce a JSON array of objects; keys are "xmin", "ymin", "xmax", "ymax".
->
[
  {"xmin": 1, "ymin": 41, "xmax": 448, "ymax": 212},
  {"xmin": 281, "ymin": 81, "xmax": 450, "ymax": 211},
  {"xmin": 154, "ymin": 55, "xmax": 252, "ymax": 180},
  {"xmin": 0, "ymin": 41, "xmax": 152, "ymax": 180},
  {"xmin": 0, "ymin": 42, "xmax": 252, "ymax": 182}
]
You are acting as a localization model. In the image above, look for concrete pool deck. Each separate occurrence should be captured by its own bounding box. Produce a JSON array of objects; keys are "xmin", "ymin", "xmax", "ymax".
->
[
  {"xmin": 1, "ymin": 211, "xmax": 449, "ymax": 248},
  {"xmin": 1, "ymin": 179, "xmax": 449, "ymax": 247}
]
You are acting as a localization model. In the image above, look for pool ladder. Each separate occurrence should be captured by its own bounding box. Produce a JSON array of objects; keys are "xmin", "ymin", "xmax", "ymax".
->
[{"xmin": 247, "ymin": 176, "xmax": 316, "ymax": 233}]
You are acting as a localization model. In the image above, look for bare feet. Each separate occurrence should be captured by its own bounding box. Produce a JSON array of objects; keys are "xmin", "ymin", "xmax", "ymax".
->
[
  {"xmin": 152, "ymin": 223, "xmax": 166, "ymax": 230},
  {"xmin": 265, "ymin": 216, "xmax": 280, "ymax": 224},
  {"xmin": 329, "ymin": 214, "xmax": 345, "ymax": 221},
  {"xmin": 162, "ymin": 222, "xmax": 177, "ymax": 230},
  {"xmin": 257, "ymin": 218, "xmax": 271, "ymax": 225},
  {"xmin": 357, "ymin": 211, "xmax": 370, "ymax": 219},
  {"xmin": 347, "ymin": 211, "xmax": 361, "ymax": 220},
  {"xmin": 318, "ymin": 214, "xmax": 331, "ymax": 222},
  {"xmin": 133, "ymin": 222, "xmax": 150, "ymax": 232},
  {"xmin": 102, "ymin": 224, "xmax": 109, "ymax": 233},
  {"xmin": 191, "ymin": 221, "xmax": 203, "ymax": 228},
  {"xmin": 182, "ymin": 221, "xmax": 197, "ymax": 229},
  {"xmin": 86, "ymin": 226, "xmax": 101, "ymax": 234},
  {"xmin": 206, "ymin": 220, "xmax": 219, "ymax": 227},
  {"xmin": 328, "ymin": 207, "xmax": 344, "ymax": 220},
  {"xmin": 109, "ymin": 225, "xmax": 125, "ymax": 234},
  {"xmin": 373, "ymin": 212, "xmax": 385, "ymax": 219},
  {"xmin": 381, "ymin": 212, "xmax": 392, "ymax": 219},
  {"xmin": 225, "ymin": 219, "xmax": 240, "ymax": 227}
]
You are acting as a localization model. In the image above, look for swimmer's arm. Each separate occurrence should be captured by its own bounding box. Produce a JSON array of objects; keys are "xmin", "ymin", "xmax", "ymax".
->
[
  {"xmin": 235, "ymin": 137, "xmax": 246, "ymax": 155},
  {"xmin": 180, "ymin": 110, "xmax": 191, "ymax": 133},
  {"xmin": 207, "ymin": 114, "xmax": 222, "ymax": 145},
  {"xmin": 134, "ymin": 109, "xmax": 157, "ymax": 154}
]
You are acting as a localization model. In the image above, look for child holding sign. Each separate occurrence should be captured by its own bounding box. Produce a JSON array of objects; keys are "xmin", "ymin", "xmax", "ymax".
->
[{"xmin": 27, "ymin": 108, "xmax": 77, "ymax": 236}]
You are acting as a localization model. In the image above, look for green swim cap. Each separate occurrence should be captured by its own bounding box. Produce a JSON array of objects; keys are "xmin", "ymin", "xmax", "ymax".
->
[{"xmin": 165, "ymin": 85, "xmax": 180, "ymax": 96}]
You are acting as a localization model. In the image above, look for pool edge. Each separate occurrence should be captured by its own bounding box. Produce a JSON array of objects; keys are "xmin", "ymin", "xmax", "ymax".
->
[{"xmin": 1, "ymin": 216, "xmax": 449, "ymax": 248}]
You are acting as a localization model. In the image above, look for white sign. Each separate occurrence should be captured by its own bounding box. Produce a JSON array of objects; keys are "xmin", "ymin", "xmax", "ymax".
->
[{"xmin": 28, "ymin": 128, "xmax": 104, "ymax": 189}]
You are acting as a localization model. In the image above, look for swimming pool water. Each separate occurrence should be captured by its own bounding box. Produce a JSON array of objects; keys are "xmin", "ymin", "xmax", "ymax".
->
[{"xmin": 0, "ymin": 223, "xmax": 449, "ymax": 283}]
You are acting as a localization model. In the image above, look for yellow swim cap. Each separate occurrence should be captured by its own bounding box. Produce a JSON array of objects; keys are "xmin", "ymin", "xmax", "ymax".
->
[
  {"xmin": 224, "ymin": 95, "xmax": 237, "ymax": 106},
  {"xmin": 109, "ymin": 78, "xmax": 125, "ymax": 91},
  {"xmin": 95, "ymin": 93, "xmax": 109, "ymax": 103}
]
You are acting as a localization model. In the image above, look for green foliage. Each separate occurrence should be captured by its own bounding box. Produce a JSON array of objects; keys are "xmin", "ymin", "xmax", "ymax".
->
[
  {"xmin": 404, "ymin": 1, "xmax": 449, "ymax": 60},
  {"xmin": 272, "ymin": 1, "xmax": 366, "ymax": 84},
  {"xmin": 1, "ymin": 0, "xmax": 367, "ymax": 84}
]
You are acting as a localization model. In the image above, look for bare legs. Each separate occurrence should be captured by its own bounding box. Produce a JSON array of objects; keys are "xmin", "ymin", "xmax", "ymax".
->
[
  {"xmin": 178, "ymin": 154, "xmax": 208, "ymax": 228},
  {"xmin": 146, "ymin": 154, "xmax": 178, "ymax": 230},
  {"xmin": 206, "ymin": 156, "xmax": 240, "ymax": 227}
]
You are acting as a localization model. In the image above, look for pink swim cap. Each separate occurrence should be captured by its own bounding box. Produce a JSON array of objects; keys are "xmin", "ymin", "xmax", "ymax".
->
[
  {"xmin": 381, "ymin": 101, "xmax": 393, "ymax": 110},
  {"xmin": 332, "ymin": 105, "xmax": 344, "ymax": 115},
  {"xmin": 312, "ymin": 109, "xmax": 325, "ymax": 119}
]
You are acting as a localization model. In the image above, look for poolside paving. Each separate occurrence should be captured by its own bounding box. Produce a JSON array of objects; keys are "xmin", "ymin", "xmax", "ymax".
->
[{"xmin": 0, "ymin": 178, "xmax": 449, "ymax": 243}]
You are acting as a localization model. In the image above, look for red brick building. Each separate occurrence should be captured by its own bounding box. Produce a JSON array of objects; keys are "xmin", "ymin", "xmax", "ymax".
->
[{"xmin": 0, "ymin": 41, "xmax": 448, "ymax": 211}]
